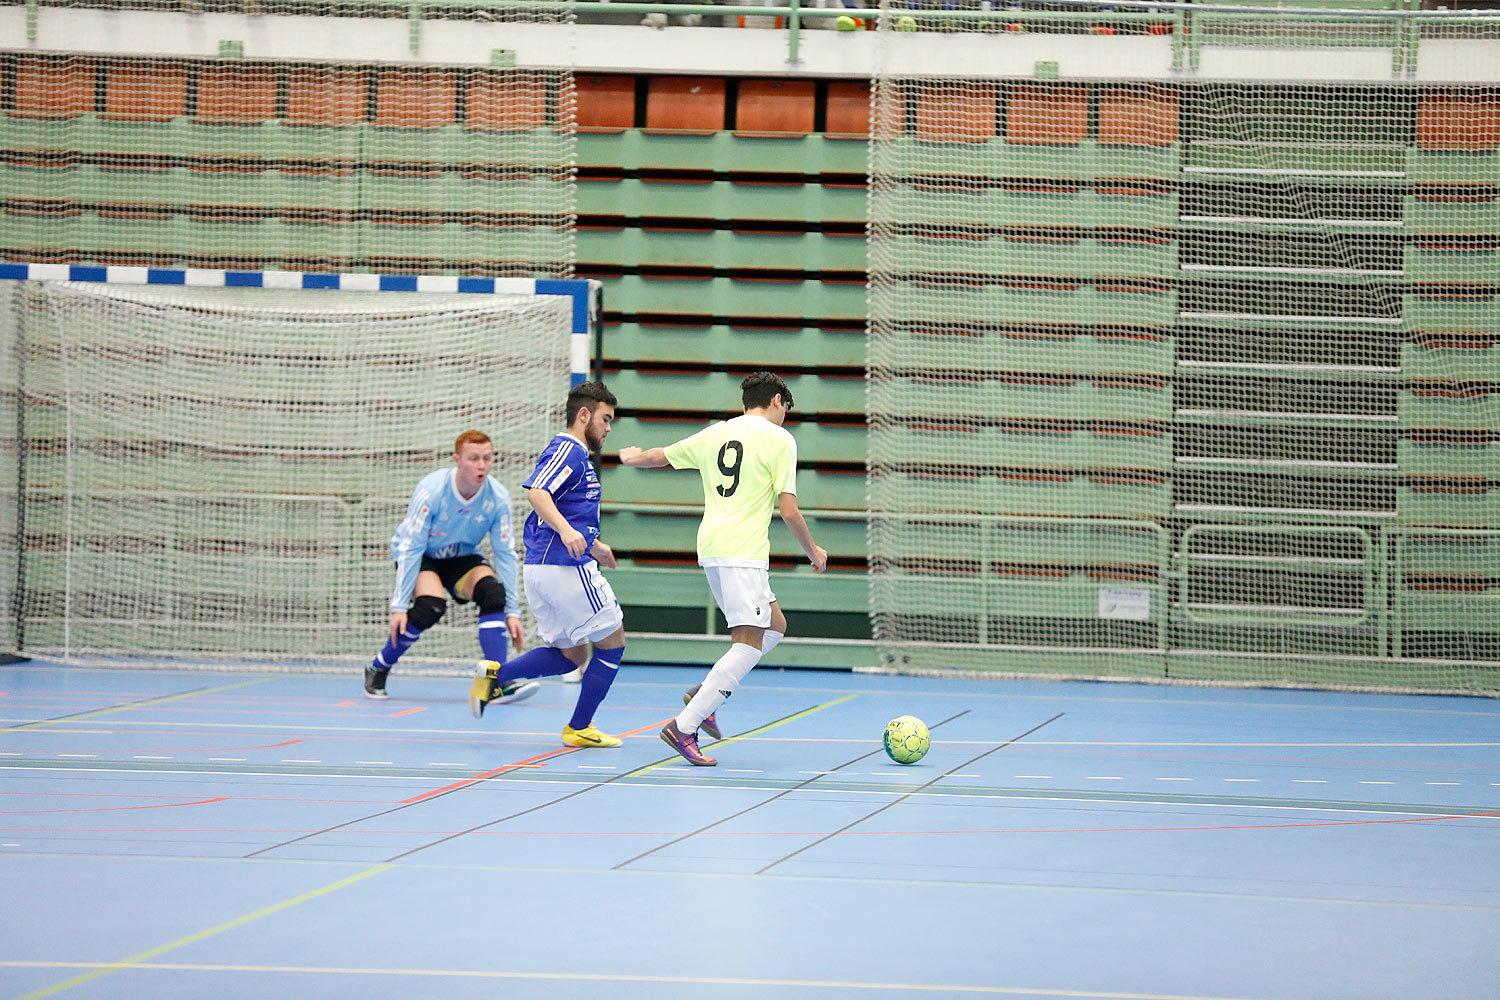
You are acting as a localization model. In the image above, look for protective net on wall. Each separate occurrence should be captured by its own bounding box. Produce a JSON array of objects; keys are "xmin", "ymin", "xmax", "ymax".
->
[
  {"xmin": 0, "ymin": 36, "xmax": 576, "ymax": 276},
  {"xmin": 1, "ymin": 280, "xmax": 572, "ymax": 665},
  {"xmin": 868, "ymin": 9, "xmax": 1500, "ymax": 693}
]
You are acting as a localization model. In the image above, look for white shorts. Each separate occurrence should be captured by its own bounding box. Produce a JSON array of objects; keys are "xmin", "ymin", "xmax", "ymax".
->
[
  {"xmin": 704, "ymin": 564, "xmax": 776, "ymax": 629},
  {"xmin": 523, "ymin": 563, "xmax": 623, "ymax": 648}
]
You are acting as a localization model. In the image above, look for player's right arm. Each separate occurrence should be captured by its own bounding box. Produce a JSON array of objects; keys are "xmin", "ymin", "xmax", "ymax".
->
[
  {"xmin": 527, "ymin": 487, "xmax": 589, "ymax": 559},
  {"xmin": 389, "ymin": 480, "xmax": 438, "ymax": 639},
  {"xmin": 618, "ymin": 446, "xmax": 672, "ymax": 469},
  {"xmin": 778, "ymin": 492, "xmax": 828, "ymax": 572}
]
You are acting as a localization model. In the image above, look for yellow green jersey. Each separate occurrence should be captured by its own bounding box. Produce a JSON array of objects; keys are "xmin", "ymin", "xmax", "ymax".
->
[{"xmin": 663, "ymin": 413, "xmax": 798, "ymax": 566}]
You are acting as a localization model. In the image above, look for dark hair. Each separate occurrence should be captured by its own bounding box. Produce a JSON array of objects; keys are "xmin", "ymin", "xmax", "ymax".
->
[
  {"xmin": 566, "ymin": 380, "xmax": 617, "ymax": 423},
  {"xmin": 741, "ymin": 371, "xmax": 792, "ymax": 411}
]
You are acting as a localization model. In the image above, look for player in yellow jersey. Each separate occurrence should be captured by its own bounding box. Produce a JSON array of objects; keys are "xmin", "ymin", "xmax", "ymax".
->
[{"xmin": 619, "ymin": 371, "xmax": 827, "ymax": 765}]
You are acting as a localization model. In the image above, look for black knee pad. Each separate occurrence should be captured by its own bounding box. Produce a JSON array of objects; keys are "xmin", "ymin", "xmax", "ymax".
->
[
  {"xmin": 471, "ymin": 575, "xmax": 507, "ymax": 616},
  {"xmin": 407, "ymin": 594, "xmax": 447, "ymax": 631}
]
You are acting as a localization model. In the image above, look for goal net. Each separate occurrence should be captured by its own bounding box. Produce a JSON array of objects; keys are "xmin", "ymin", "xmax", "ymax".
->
[
  {"xmin": 868, "ymin": 8, "xmax": 1500, "ymax": 693},
  {"xmin": 0, "ymin": 279, "xmax": 573, "ymax": 667}
]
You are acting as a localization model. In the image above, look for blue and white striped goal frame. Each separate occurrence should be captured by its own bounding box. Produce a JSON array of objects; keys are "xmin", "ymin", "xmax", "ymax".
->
[{"xmin": 0, "ymin": 264, "xmax": 600, "ymax": 386}]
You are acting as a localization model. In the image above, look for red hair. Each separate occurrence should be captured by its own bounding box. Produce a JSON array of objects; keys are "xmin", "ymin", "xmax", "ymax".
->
[{"xmin": 453, "ymin": 429, "xmax": 492, "ymax": 453}]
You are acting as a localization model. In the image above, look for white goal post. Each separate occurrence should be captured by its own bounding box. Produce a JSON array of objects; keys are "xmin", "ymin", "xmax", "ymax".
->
[{"xmin": 0, "ymin": 265, "xmax": 599, "ymax": 668}]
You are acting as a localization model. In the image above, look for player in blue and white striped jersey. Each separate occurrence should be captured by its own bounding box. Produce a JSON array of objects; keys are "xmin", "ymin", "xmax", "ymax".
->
[
  {"xmin": 364, "ymin": 429, "xmax": 533, "ymax": 703},
  {"xmin": 469, "ymin": 382, "xmax": 628, "ymax": 749}
]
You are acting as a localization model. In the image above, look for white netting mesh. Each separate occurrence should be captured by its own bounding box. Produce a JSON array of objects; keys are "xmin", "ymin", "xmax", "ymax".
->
[
  {"xmin": 1, "ymin": 43, "xmax": 576, "ymax": 277},
  {"xmin": 2, "ymin": 280, "xmax": 572, "ymax": 665},
  {"xmin": 869, "ymin": 10, "xmax": 1500, "ymax": 693},
  {"xmin": 0, "ymin": 288, "xmax": 18, "ymax": 653}
]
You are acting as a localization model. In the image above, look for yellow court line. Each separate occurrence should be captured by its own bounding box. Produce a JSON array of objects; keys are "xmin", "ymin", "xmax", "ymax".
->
[
  {"xmin": 625, "ymin": 694, "xmax": 856, "ymax": 779},
  {"xmin": 13, "ymin": 865, "xmax": 390, "ymax": 1000},
  {"xmin": 0, "ymin": 679, "xmax": 273, "ymax": 734},
  {"xmin": 0, "ymin": 961, "xmax": 1260, "ymax": 999}
]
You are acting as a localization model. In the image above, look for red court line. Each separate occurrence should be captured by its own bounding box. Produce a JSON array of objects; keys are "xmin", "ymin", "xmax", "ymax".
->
[
  {"xmin": 388, "ymin": 707, "xmax": 427, "ymax": 718},
  {"xmin": 0, "ymin": 797, "xmax": 228, "ymax": 815},
  {"xmin": 399, "ymin": 717, "xmax": 674, "ymax": 805},
  {"xmin": 172, "ymin": 739, "xmax": 304, "ymax": 754},
  {"xmin": 1, "ymin": 790, "xmax": 394, "ymax": 806}
]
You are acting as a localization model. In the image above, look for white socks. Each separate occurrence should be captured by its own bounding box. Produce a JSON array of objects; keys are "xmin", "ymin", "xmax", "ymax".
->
[{"xmin": 678, "ymin": 642, "xmax": 761, "ymax": 733}]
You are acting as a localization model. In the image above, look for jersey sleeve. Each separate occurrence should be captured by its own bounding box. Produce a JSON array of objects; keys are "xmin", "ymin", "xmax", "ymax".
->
[
  {"xmin": 486, "ymin": 481, "xmax": 520, "ymax": 617},
  {"xmin": 773, "ymin": 431, "xmax": 798, "ymax": 497},
  {"xmin": 663, "ymin": 425, "xmax": 713, "ymax": 471},
  {"xmin": 523, "ymin": 440, "xmax": 581, "ymax": 496},
  {"xmin": 389, "ymin": 480, "xmax": 437, "ymax": 611}
]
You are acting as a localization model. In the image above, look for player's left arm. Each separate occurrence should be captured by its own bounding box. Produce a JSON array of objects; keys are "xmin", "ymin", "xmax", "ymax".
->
[
  {"xmin": 590, "ymin": 538, "xmax": 617, "ymax": 570},
  {"xmin": 487, "ymin": 484, "xmax": 524, "ymax": 650},
  {"xmin": 618, "ymin": 446, "xmax": 672, "ymax": 469},
  {"xmin": 778, "ymin": 492, "xmax": 828, "ymax": 573}
]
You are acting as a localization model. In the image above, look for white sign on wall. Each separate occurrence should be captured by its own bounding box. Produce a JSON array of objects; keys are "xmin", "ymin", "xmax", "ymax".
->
[{"xmin": 1098, "ymin": 587, "xmax": 1151, "ymax": 621}]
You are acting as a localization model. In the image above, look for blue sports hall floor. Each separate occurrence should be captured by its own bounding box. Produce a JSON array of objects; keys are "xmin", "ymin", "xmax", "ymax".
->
[{"xmin": 1, "ymin": 658, "xmax": 1497, "ymax": 1000}]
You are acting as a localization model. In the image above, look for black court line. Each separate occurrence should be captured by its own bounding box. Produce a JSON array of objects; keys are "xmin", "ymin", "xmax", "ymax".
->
[
  {"xmin": 383, "ymin": 701, "xmax": 844, "ymax": 863},
  {"xmin": 241, "ymin": 742, "xmax": 606, "ymax": 859},
  {"xmin": 0, "ymin": 684, "xmax": 224, "ymax": 732},
  {"xmin": 756, "ymin": 711, "xmax": 1066, "ymax": 876},
  {"xmin": 612, "ymin": 710, "xmax": 972, "ymax": 871},
  {"xmin": 239, "ymin": 701, "xmax": 829, "ymax": 862}
]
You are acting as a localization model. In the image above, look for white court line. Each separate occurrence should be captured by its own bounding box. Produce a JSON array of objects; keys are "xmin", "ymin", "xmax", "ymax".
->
[
  {"xmin": 577, "ymin": 765, "xmax": 616, "ymax": 770},
  {"xmin": 1224, "ymin": 778, "xmax": 1260, "ymax": 783},
  {"xmin": 0, "ymin": 959, "xmax": 1322, "ymax": 996},
  {"xmin": 3, "ymin": 765, "xmax": 1495, "ymax": 821}
]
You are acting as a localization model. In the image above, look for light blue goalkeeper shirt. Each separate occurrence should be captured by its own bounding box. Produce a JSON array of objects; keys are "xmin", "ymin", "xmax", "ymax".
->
[{"xmin": 388, "ymin": 468, "xmax": 519, "ymax": 615}]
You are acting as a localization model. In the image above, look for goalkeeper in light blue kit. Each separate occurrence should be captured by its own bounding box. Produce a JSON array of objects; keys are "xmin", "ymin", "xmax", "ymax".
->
[{"xmin": 365, "ymin": 429, "xmax": 533, "ymax": 703}]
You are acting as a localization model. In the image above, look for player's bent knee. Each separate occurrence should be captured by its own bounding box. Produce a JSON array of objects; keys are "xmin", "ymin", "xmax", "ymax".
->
[
  {"xmin": 408, "ymin": 594, "xmax": 447, "ymax": 631},
  {"xmin": 471, "ymin": 575, "xmax": 507, "ymax": 616}
]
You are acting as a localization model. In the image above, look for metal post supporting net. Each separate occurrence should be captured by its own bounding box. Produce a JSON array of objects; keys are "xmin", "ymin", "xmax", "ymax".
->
[
  {"xmin": 1, "ymin": 280, "xmax": 572, "ymax": 666},
  {"xmin": 867, "ymin": 5, "xmax": 1500, "ymax": 693}
]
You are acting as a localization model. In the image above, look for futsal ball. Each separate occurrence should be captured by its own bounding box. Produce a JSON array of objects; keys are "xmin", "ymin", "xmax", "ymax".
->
[
  {"xmin": 896, "ymin": 15, "xmax": 917, "ymax": 30},
  {"xmin": 883, "ymin": 716, "xmax": 930, "ymax": 765}
]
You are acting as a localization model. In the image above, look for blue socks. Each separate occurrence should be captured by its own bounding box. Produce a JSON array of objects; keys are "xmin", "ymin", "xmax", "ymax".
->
[
  {"xmin": 568, "ymin": 646, "xmax": 624, "ymax": 731},
  {"xmin": 497, "ymin": 645, "xmax": 576, "ymax": 686},
  {"xmin": 478, "ymin": 613, "xmax": 509, "ymax": 664},
  {"xmin": 373, "ymin": 626, "xmax": 423, "ymax": 671}
]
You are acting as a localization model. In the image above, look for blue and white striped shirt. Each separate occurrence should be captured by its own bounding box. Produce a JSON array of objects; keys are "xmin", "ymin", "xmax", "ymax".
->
[{"xmin": 522, "ymin": 433, "xmax": 602, "ymax": 566}]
